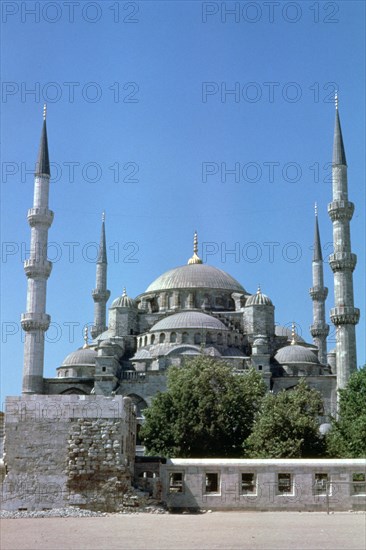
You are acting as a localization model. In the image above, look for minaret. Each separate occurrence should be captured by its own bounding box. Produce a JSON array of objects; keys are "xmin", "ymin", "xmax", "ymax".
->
[
  {"xmin": 309, "ymin": 204, "xmax": 329, "ymax": 365},
  {"xmin": 91, "ymin": 213, "xmax": 110, "ymax": 338},
  {"xmin": 328, "ymin": 95, "xmax": 360, "ymax": 388},
  {"xmin": 21, "ymin": 105, "xmax": 53, "ymax": 394}
]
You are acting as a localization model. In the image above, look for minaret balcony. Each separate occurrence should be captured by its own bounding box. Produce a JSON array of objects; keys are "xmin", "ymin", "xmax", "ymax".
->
[
  {"xmin": 329, "ymin": 252, "xmax": 357, "ymax": 272},
  {"xmin": 310, "ymin": 322, "xmax": 329, "ymax": 337},
  {"xmin": 330, "ymin": 306, "xmax": 360, "ymax": 326},
  {"xmin": 24, "ymin": 259, "xmax": 52, "ymax": 278},
  {"xmin": 328, "ymin": 200, "xmax": 354, "ymax": 222},
  {"xmin": 21, "ymin": 312, "xmax": 51, "ymax": 331},
  {"xmin": 309, "ymin": 286, "xmax": 328, "ymax": 300},
  {"xmin": 27, "ymin": 207, "xmax": 54, "ymax": 228},
  {"xmin": 92, "ymin": 289, "xmax": 111, "ymax": 302}
]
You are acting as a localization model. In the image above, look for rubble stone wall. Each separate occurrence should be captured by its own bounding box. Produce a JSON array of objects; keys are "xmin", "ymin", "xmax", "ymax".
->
[{"xmin": 1, "ymin": 395, "xmax": 136, "ymax": 512}]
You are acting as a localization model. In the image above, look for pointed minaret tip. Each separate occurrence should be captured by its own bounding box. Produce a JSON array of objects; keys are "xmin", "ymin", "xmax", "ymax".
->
[
  {"xmin": 313, "ymin": 206, "xmax": 323, "ymax": 262},
  {"xmin": 315, "ymin": 202, "xmax": 318, "ymax": 217},
  {"xmin": 333, "ymin": 94, "xmax": 347, "ymax": 166},
  {"xmin": 35, "ymin": 105, "xmax": 50, "ymax": 177},
  {"xmin": 97, "ymin": 213, "xmax": 107, "ymax": 263}
]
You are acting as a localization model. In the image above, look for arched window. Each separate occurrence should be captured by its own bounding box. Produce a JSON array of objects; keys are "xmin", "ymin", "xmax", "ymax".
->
[
  {"xmin": 170, "ymin": 332, "xmax": 177, "ymax": 343},
  {"xmin": 159, "ymin": 333, "xmax": 165, "ymax": 343},
  {"xmin": 144, "ymin": 335, "xmax": 148, "ymax": 346},
  {"xmin": 150, "ymin": 334, "xmax": 155, "ymax": 345},
  {"xmin": 194, "ymin": 332, "xmax": 201, "ymax": 345},
  {"xmin": 182, "ymin": 332, "xmax": 189, "ymax": 343},
  {"xmin": 217, "ymin": 333, "xmax": 223, "ymax": 345}
]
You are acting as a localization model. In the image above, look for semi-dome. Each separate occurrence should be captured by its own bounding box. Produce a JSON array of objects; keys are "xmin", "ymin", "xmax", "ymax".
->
[
  {"xmin": 246, "ymin": 287, "xmax": 272, "ymax": 306},
  {"xmin": 145, "ymin": 264, "xmax": 245, "ymax": 293},
  {"xmin": 61, "ymin": 347, "xmax": 97, "ymax": 367},
  {"xmin": 150, "ymin": 311, "xmax": 228, "ymax": 332},
  {"xmin": 274, "ymin": 345, "xmax": 319, "ymax": 365}
]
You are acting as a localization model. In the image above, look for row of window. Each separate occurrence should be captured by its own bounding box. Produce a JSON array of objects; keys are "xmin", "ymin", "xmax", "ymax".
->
[
  {"xmin": 168, "ymin": 472, "xmax": 366, "ymax": 496},
  {"xmin": 138, "ymin": 332, "xmax": 242, "ymax": 348}
]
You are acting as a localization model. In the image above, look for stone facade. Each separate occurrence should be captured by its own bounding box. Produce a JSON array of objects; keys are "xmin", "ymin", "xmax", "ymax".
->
[
  {"xmin": 1, "ymin": 395, "xmax": 136, "ymax": 512},
  {"xmin": 160, "ymin": 458, "xmax": 366, "ymax": 512}
]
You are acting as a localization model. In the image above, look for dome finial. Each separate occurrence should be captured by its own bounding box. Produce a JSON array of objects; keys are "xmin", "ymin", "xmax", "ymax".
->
[
  {"xmin": 122, "ymin": 287, "xmax": 127, "ymax": 297},
  {"xmin": 83, "ymin": 326, "xmax": 89, "ymax": 348},
  {"xmin": 187, "ymin": 230, "xmax": 203, "ymax": 265},
  {"xmin": 257, "ymin": 283, "xmax": 261, "ymax": 294},
  {"xmin": 43, "ymin": 103, "xmax": 47, "ymax": 120},
  {"xmin": 291, "ymin": 322, "xmax": 296, "ymax": 345}
]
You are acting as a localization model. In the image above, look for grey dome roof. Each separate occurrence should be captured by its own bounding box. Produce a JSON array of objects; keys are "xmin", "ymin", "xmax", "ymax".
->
[
  {"xmin": 275, "ymin": 325, "xmax": 305, "ymax": 343},
  {"xmin": 150, "ymin": 311, "xmax": 228, "ymax": 332},
  {"xmin": 246, "ymin": 289, "xmax": 272, "ymax": 306},
  {"xmin": 274, "ymin": 345, "xmax": 319, "ymax": 365},
  {"xmin": 61, "ymin": 347, "xmax": 97, "ymax": 367},
  {"xmin": 111, "ymin": 288, "xmax": 135, "ymax": 309},
  {"xmin": 145, "ymin": 264, "xmax": 245, "ymax": 293}
]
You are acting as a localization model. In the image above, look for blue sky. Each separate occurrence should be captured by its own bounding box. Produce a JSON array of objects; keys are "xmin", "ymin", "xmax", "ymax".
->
[{"xmin": 1, "ymin": 0, "xmax": 365, "ymax": 402}]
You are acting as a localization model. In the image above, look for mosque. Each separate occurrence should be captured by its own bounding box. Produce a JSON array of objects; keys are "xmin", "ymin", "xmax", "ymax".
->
[{"xmin": 21, "ymin": 102, "xmax": 360, "ymax": 434}]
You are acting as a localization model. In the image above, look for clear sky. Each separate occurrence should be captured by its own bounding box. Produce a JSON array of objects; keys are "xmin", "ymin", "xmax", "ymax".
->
[{"xmin": 1, "ymin": 0, "xmax": 365, "ymax": 403}]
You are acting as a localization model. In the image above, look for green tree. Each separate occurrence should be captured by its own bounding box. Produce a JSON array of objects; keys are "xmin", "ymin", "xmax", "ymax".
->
[
  {"xmin": 326, "ymin": 366, "xmax": 366, "ymax": 458},
  {"xmin": 140, "ymin": 357, "xmax": 266, "ymax": 458},
  {"xmin": 243, "ymin": 379, "xmax": 326, "ymax": 458}
]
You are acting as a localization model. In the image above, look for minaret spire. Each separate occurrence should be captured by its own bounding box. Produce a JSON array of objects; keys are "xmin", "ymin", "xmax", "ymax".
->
[
  {"xmin": 21, "ymin": 107, "xmax": 54, "ymax": 393},
  {"xmin": 91, "ymin": 213, "xmax": 111, "ymax": 338},
  {"xmin": 328, "ymin": 100, "xmax": 359, "ymax": 388},
  {"xmin": 309, "ymin": 205, "xmax": 329, "ymax": 364}
]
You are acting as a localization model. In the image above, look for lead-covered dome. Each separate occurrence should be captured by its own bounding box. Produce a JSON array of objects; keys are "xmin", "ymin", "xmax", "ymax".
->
[
  {"xmin": 61, "ymin": 347, "xmax": 97, "ymax": 367},
  {"xmin": 246, "ymin": 287, "xmax": 272, "ymax": 306},
  {"xmin": 274, "ymin": 345, "xmax": 319, "ymax": 365},
  {"xmin": 145, "ymin": 264, "xmax": 245, "ymax": 293},
  {"xmin": 150, "ymin": 311, "xmax": 228, "ymax": 332},
  {"xmin": 111, "ymin": 288, "xmax": 135, "ymax": 309}
]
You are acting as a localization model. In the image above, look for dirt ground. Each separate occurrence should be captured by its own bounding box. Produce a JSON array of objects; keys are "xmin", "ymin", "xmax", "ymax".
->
[{"xmin": 1, "ymin": 511, "xmax": 365, "ymax": 550}]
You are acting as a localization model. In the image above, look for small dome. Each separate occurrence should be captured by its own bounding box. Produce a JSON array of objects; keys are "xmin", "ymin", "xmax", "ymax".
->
[
  {"xmin": 111, "ymin": 288, "xmax": 135, "ymax": 309},
  {"xmin": 61, "ymin": 347, "xmax": 97, "ymax": 367},
  {"xmin": 253, "ymin": 337, "xmax": 267, "ymax": 346},
  {"xmin": 150, "ymin": 311, "xmax": 228, "ymax": 332},
  {"xmin": 274, "ymin": 344, "xmax": 320, "ymax": 365},
  {"xmin": 246, "ymin": 287, "xmax": 272, "ymax": 306}
]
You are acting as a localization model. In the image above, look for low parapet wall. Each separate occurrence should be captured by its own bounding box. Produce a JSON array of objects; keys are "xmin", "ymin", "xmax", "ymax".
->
[
  {"xmin": 161, "ymin": 458, "xmax": 366, "ymax": 512},
  {"xmin": 1, "ymin": 395, "xmax": 136, "ymax": 512}
]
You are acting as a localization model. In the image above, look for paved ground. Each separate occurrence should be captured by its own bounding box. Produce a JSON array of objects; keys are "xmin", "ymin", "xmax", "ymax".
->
[{"xmin": 1, "ymin": 511, "xmax": 365, "ymax": 550}]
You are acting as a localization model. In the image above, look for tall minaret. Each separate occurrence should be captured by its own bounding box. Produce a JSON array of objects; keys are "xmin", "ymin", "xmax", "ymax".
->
[
  {"xmin": 21, "ymin": 105, "xmax": 53, "ymax": 394},
  {"xmin": 90, "ymin": 213, "xmax": 110, "ymax": 338},
  {"xmin": 328, "ymin": 95, "xmax": 360, "ymax": 388},
  {"xmin": 309, "ymin": 204, "xmax": 329, "ymax": 365}
]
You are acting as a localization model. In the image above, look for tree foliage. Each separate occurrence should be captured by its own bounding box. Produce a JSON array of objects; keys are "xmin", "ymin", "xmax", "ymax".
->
[
  {"xmin": 140, "ymin": 357, "xmax": 266, "ymax": 458},
  {"xmin": 243, "ymin": 379, "xmax": 326, "ymax": 458},
  {"xmin": 326, "ymin": 366, "xmax": 366, "ymax": 458}
]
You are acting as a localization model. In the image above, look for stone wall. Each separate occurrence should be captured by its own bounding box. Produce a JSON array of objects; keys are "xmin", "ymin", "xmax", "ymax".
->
[
  {"xmin": 161, "ymin": 458, "xmax": 366, "ymax": 512},
  {"xmin": 1, "ymin": 395, "xmax": 136, "ymax": 512}
]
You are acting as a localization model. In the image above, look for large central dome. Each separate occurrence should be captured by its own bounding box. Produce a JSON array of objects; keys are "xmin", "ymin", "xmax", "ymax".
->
[{"xmin": 145, "ymin": 264, "xmax": 245, "ymax": 293}]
